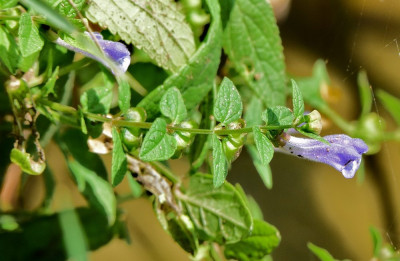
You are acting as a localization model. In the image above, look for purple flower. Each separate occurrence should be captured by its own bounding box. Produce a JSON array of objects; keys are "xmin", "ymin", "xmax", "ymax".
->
[
  {"xmin": 275, "ymin": 133, "xmax": 368, "ymax": 178},
  {"xmin": 55, "ymin": 32, "xmax": 130, "ymax": 74}
]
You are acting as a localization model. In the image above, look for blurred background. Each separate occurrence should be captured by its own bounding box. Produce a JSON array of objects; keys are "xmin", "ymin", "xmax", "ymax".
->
[{"xmin": 7, "ymin": 0, "xmax": 400, "ymax": 260}]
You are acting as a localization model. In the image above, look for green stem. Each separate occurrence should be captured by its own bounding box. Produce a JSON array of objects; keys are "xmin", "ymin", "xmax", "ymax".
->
[{"xmin": 38, "ymin": 99, "xmax": 296, "ymax": 135}]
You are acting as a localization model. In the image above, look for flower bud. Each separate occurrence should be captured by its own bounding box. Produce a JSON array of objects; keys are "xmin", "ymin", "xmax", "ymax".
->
[{"xmin": 301, "ymin": 110, "xmax": 322, "ymax": 134}]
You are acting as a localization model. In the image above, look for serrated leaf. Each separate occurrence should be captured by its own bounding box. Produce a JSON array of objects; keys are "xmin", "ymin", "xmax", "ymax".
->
[
  {"xmin": 80, "ymin": 71, "xmax": 113, "ymax": 114},
  {"xmin": 111, "ymin": 127, "xmax": 127, "ymax": 187},
  {"xmin": 0, "ymin": 25, "xmax": 19, "ymax": 73},
  {"xmin": 139, "ymin": 118, "xmax": 177, "ymax": 161},
  {"xmin": 57, "ymin": 129, "xmax": 115, "ymax": 224},
  {"xmin": 246, "ymin": 145, "xmax": 273, "ymax": 189},
  {"xmin": 224, "ymin": 220, "xmax": 280, "ymax": 261},
  {"xmin": 137, "ymin": 0, "xmax": 222, "ymax": 120},
  {"xmin": 42, "ymin": 66, "xmax": 59, "ymax": 97},
  {"xmin": 376, "ymin": 89, "xmax": 400, "ymax": 125},
  {"xmin": 212, "ymin": 134, "xmax": 228, "ymax": 188},
  {"xmin": 86, "ymin": 0, "xmax": 195, "ymax": 72},
  {"xmin": 296, "ymin": 128, "xmax": 330, "ymax": 145},
  {"xmin": 291, "ymin": 79, "xmax": 304, "ymax": 123},
  {"xmin": 177, "ymin": 173, "xmax": 252, "ymax": 243},
  {"xmin": 57, "ymin": 0, "xmax": 86, "ymax": 18},
  {"xmin": 223, "ymin": 0, "xmax": 286, "ymax": 107},
  {"xmin": 18, "ymin": 13, "xmax": 44, "ymax": 57},
  {"xmin": 307, "ymin": 243, "xmax": 337, "ymax": 261},
  {"xmin": 118, "ymin": 80, "xmax": 131, "ymax": 113},
  {"xmin": 214, "ymin": 77, "xmax": 243, "ymax": 124},
  {"xmin": 253, "ymin": 127, "xmax": 274, "ymax": 167},
  {"xmin": 160, "ymin": 87, "xmax": 187, "ymax": 123},
  {"xmin": 262, "ymin": 106, "xmax": 293, "ymax": 127}
]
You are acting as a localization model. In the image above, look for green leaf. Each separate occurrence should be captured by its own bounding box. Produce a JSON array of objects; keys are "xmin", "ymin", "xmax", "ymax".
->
[
  {"xmin": 224, "ymin": 220, "xmax": 280, "ymax": 261},
  {"xmin": 86, "ymin": 0, "xmax": 195, "ymax": 72},
  {"xmin": 177, "ymin": 173, "xmax": 253, "ymax": 243},
  {"xmin": 18, "ymin": 51, "xmax": 40, "ymax": 72},
  {"xmin": 369, "ymin": 226, "xmax": 382, "ymax": 258},
  {"xmin": 296, "ymin": 128, "xmax": 330, "ymax": 145},
  {"xmin": 244, "ymin": 97, "xmax": 263, "ymax": 127},
  {"xmin": 139, "ymin": 118, "xmax": 177, "ymax": 161},
  {"xmin": 42, "ymin": 66, "xmax": 59, "ymax": 97},
  {"xmin": 357, "ymin": 71, "xmax": 372, "ymax": 117},
  {"xmin": 137, "ymin": 0, "xmax": 222, "ymax": 120},
  {"xmin": 246, "ymin": 145, "xmax": 273, "ymax": 189},
  {"xmin": 223, "ymin": 0, "xmax": 286, "ymax": 107},
  {"xmin": 376, "ymin": 89, "xmax": 400, "ymax": 125},
  {"xmin": 18, "ymin": 13, "xmax": 44, "ymax": 57},
  {"xmin": 10, "ymin": 148, "xmax": 46, "ymax": 175},
  {"xmin": 21, "ymin": 0, "xmax": 76, "ymax": 33},
  {"xmin": 253, "ymin": 127, "xmax": 274, "ymax": 167},
  {"xmin": 160, "ymin": 87, "xmax": 187, "ymax": 124},
  {"xmin": 0, "ymin": 25, "xmax": 20, "ymax": 73},
  {"xmin": 212, "ymin": 134, "xmax": 228, "ymax": 188},
  {"xmin": 111, "ymin": 127, "xmax": 127, "ymax": 187},
  {"xmin": 118, "ymin": 80, "xmax": 131, "ymax": 113},
  {"xmin": 307, "ymin": 242, "xmax": 337, "ymax": 261},
  {"xmin": 67, "ymin": 161, "xmax": 116, "ymax": 225},
  {"xmin": 58, "ymin": 208, "xmax": 89, "ymax": 261},
  {"xmin": 56, "ymin": 0, "xmax": 86, "ymax": 18},
  {"xmin": 42, "ymin": 166, "xmax": 55, "ymax": 209},
  {"xmin": 214, "ymin": 77, "xmax": 243, "ymax": 124},
  {"xmin": 80, "ymin": 71, "xmax": 113, "ymax": 114},
  {"xmin": 291, "ymin": 79, "xmax": 304, "ymax": 123},
  {"xmin": 57, "ymin": 129, "xmax": 116, "ymax": 224},
  {"xmin": 262, "ymin": 106, "xmax": 293, "ymax": 127}
]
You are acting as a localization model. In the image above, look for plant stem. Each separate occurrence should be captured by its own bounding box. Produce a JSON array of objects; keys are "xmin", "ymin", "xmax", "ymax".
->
[{"xmin": 38, "ymin": 99, "xmax": 297, "ymax": 135}]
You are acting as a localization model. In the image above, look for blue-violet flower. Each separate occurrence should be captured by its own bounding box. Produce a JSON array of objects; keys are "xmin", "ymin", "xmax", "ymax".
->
[
  {"xmin": 275, "ymin": 133, "xmax": 368, "ymax": 178},
  {"xmin": 55, "ymin": 32, "xmax": 130, "ymax": 74}
]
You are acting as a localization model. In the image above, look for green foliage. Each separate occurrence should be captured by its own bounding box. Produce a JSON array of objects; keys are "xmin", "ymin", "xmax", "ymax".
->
[
  {"xmin": 111, "ymin": 126, "xmax": 127, "ymax": 187},
  {"xmin": 21, "ymin": 0, "xmax": 76, "ymax": 33},
  {"xmin": 223, "ymin": 0, "xmax": 286, "ymax": 107},
  {"xmin": 291, "ymin": 79, "xmax": 304, "ymax": 124},
  {"xmin": 224, "ymin": 220, "xmax": 281, "ymax": 261},
  {"xmin": 2, "ymin": 0, "xmax": 393, "ymax": 260},
  {"xmin": 212, "ymin": 134, "xmax": 228, "ymax": 188},
  {"xmin": 18, "ymin": 13, "xmax": 44, "ymax": 57},
  {"xmin": 177, "ymin": 174, "xmax": 253, "ymax": 243},
  {"xmin": 86, "ymin": 0, "xmax": 195, "ymax": 72},
  {"xmin": 80, "ymin": 71, "xmax": 113, "ymax": 114},
  {"xmin": 0, "ymin": 25, "xmax": 20, "ymax": 73},
  {"xmin": 377, "ymin": 89, "xmax": 400, "ymax": 125},
  {"xmin": 307, "ymin": 243, "xmax": 338, "ymax": 261},
  {"xmin": 160, "ymin": 87, "xmax": 188, "ymax": 124},
  {"xmin": 253, "ymin": 127, "xmax": 274, "ymax": 168},
  {"xmin": 214, "ymin": 77, "xmax": 243, "ymax": 124},
  {"xmin": 139, "ymin": 118, "xmax": 177, "ymax": 161},
  {"xmin": 262, "ymin": 106, "xmax": 294, "ymax": 127}
]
